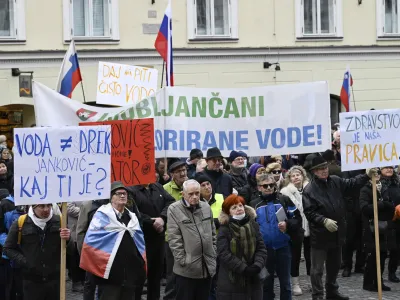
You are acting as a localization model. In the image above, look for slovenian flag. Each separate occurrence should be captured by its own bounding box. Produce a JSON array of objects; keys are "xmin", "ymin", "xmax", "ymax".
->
[
  {"xmin": 56, "ymin": 40, "xmax": 82, "ymax": 98},
  {"xmin": 340, "ymin": 66, "xmax": 353, "ymax": 112},
  {"xmin": 79, "ymin": 204, "xmax": 147, "ymax": 279},
  {"xmin": 154, "ymin": 1, "xmax": 174, "ymax": 86}
]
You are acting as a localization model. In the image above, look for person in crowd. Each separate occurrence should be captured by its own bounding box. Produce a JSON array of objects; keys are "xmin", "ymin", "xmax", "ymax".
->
[
  {"xmin": 302, "ymin": 155, "xmax": 375, "ymax": 300},
  {"xmin": 156, "ymin": 159, "xmax": 170, "ymax": 185},
  {"xmin": 303, "ymin": 153, "xmax": 321, "ymax": 180},
  {"xmin": 341, "ymin": 169, "xmax": 366, "ymax": 278},
  {"xmin": 322, "ymin": 150, "xmax": 342, "ymax": 178},
  {"xmin": 331, "ymin": 131, "xmax": 341, "ymax": 165},
  {"xmin": 238, "ymin": 151, "xmax": 249, "ymax": 168},
  {"xmin": 379, "ymin": 166, "xmax": 400, "ymax": 283},
  {"xmin": 1, "ymin": 203, "xmax": 26, "ymax": 300},
  {"xmin": 80, "ymin": 182, "xmax": 147, "ymax": 300},
  {"xmin": 4, "ymin": 204, "xmax": 70, "ymax": 300},
  {"xmin": 270, "ymin": 155, "xmax": 283, "ymax": 165},
  {"xmin": 240, "ymin": 163, "xmax": 266, "ymax": 204},
  {"xmin": 265, "ymin": 162, "xmax": 284, "ymax": 189},
  {"xmin": 167, "ymin": 179, "xmax": 217, "ymax": 300},
  {"xmin": 67, "ymin": 202, "xmax": 85, "ymax": 292},
  {"xmin": 196, "ymin": 158, "xmax": 207, "ymax": 173},
  {"xmin": 280, "ymin": 166, "xmax": 310, "ymax": 296},
  {"xmin": 0, "ymin": 135, "xmax": 7, "ymax": 151},
  {"xmin": 216, "ymin": 195, "xmax": 267, "ymax": 299},
  {"xmin": 250, "ymin": 174, "xmax": 302, "ymax": 300},
  {"xmin": 128, "ymin": 182, "xmax": 175, "ymax": 300},
  {"xmin": 0, "ymin": 189, "xmax": 13, "ymax": 299},
  {"xmin": 359, "ymin": 170, "xmax": 394, "ymax": 292},
  {"xmin": 0, "ymin": 161, "xmax": 13, "ymax": 195},
  {"xmin": 0, "ymin": 189, "xmax": 13, "ymax": 233},
  {"xmin": 186, "ymin": 148, "xmax": 203, "ymax": 179},
  {"xmin": 0, "ymin": 148, "xmax": 13, "ymax": 174},
  {"xmin": 201, "ymin": 147, "xmax": 233, "ymax": 198},
  {"xmin": 76, "ymin": 198, "xmax": 109, "ymax": 300},
  {"xmin": 163, "ymin": 161, "xmax": 188, "ymax": 300},
  {"xmin": 195, "ymin": 173, "xmax": 224, "ymax": 300},
  {"xmin": 228, "ymin": 150, "xmax": 249, "ymax": 196}
]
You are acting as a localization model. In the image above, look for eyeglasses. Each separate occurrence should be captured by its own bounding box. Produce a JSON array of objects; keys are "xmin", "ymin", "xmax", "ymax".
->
[
  {"xmin": 271, "ymin": 170, "xmax": 282, "ymax": 174},
  {"xmin": 114, "ymin": 192, "xmax": 127, "ymax": 197},
  {"xmin": 259, "ymin": 184, "xmax": 275, "ymax": 189}
]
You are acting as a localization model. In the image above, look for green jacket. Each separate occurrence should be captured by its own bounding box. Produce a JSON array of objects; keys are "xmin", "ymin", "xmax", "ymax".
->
[{"xmin": 163, "ymin": 180, "xmax": 183, "ymax": 201}]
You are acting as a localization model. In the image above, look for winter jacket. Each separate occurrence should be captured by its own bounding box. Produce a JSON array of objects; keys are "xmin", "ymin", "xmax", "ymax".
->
[
  {"xmin": 167, "ymin": 199, "xmax": 217, "ymax": 279},
  {"xmin": 250, "ymin": 193, "xmax": 303, "ymax": 249},
  {"xmin": 216, "ymin": 206, "xmax": 267, "ymax": 300},
  {"xmin": 186, "ymin": 159, "xmax": 197, "ymax": 179},
  {"xmin": 4, "ymin": 215, "xmax": 63, "ymax": 282},
  {"xmin": 380, "ymin": 175, "xmax": 400, "ymax": 232},
  {"xmin": 202, "ymin": 193, "xmax": 224, "ymax": 230},
  {"xmin": 280, "ymin": 182, "xmax": 310, "ymax": 237},
  {"xmin": 0, "ymin": 174, "xmax": 13, "ymax": 196},
  {"xmin": 67, "ymin": 202, "xmax": 83, "ymax": 243},
  {"xmin": 302, "ymin": 174, "xmax": 370, "ymax": 249},
  {"xmin": 239, "ymin": 175, "xmax": 260, "ymax": 205},
  {"xmin": 128, "ymin": 183, "xmax": 175, "ymax": 240},
  {"xmin": 201, "ymin": 167, "xmax": 233, "ymax": 198},
  {"xmin": 359, "ymin": 183, "xmax": 395, "ymax": 251},
  {"xmin": 163, "ymin": 180, "xmax": 183, "ymax": 201},
  {"xmin": 229, "ymin": 168, "xmax": 248, "ymax": 196},
  {"xmin": 0, "ymin": 196, "xmax": 15, "ymax": 234}
]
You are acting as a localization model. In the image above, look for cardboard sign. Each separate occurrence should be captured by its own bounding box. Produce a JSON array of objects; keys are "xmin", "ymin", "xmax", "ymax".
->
[
  {"xmin": 81, "ymin": 119, "xmax": 155, "ymax": 186},
  {"xmin": 13, "ymin": 126, "xmax": 111, "ymax": 205},
  {"xmin": 96, "ymin": 61, "xmax": 158, "ymax": 107}
]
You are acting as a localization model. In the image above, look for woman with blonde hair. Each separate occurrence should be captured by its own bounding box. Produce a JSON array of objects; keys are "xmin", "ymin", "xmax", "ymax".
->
[
  {"xmin": 280, "ymin": 166, "xmax": 310, "ymax": 296},
  {"xmin": 266, "ymin": 162, "xmax": 283, "ymax": 190}
]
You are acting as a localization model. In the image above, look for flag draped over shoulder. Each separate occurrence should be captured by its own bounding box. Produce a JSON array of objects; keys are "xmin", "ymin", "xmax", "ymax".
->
[{"xmin": 80, "ymin": 203, "xmax": 147, "ymax": 279}]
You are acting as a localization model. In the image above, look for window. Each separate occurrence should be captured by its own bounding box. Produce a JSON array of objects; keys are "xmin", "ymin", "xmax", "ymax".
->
[
  {"xmin": 377, "ymin": 0, "xmax": 400, "ymax": 37},
  {"xmin": 0, "ymin": 0, "xmax": 26, "ymax": 41},
  {"xmin": 187, "ymin": 0, "xmax": 238, "ymax": 40},
  {"xmin": 295, "ymin": 0, "xmax": 342, "ymax": 39},
  {"xmin": 63, "ymin": 0, "xmax": 119, "ymax": 42}
]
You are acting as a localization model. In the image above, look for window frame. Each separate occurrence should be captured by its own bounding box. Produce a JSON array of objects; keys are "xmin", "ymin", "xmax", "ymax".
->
[
  {"xmin": 187, "ymin": 0, "xmax": 238, "ymax": 42},
  {"xmin": 376, "ymin": 0, "xmax": 400, "ymax": 38},
  {"xmin": 0, "ymin": 0, "xmax": 26, "ymax": 42},
  {"xmin": 63, "ymin": 0, "xmax": 120, "ymax": 43},
  {"xmin": 295, "ymin": 0, "xmax": 343, "ymax": 40}
]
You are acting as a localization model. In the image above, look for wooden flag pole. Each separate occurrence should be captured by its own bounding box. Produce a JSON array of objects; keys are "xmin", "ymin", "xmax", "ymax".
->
[
  {"xmin": 372, "ymin": 175, "xmax": 383, "ymax": 300},
  {"xmin": 60, "ymin": 202, "xmax": 68, "ymax": 300}
]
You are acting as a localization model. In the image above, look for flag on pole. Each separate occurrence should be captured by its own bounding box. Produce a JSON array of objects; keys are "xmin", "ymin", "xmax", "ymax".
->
[
  {"xmin": 56, "ymin": 41, "xmax": 82, "ymax": 98},
  {"xmin": 154, "ymin": 1, "xmax": 174, "ymax": 86},
  {"xmin": 340, "ymin": 66, "xmax": 353, "ymax": 112}
]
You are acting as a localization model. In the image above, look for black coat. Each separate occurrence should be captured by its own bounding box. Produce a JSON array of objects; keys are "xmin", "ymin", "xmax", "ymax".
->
[
  {"xmin": 127, "ymin": 183, "xmax": 175, "ymax": 240},
  {"xmin": 359, "ymin": 183, "xmax": 395, "ymax": 251},
  {"xmin": 201, "ymin": 168, "xmax": 233, "ymax": 198},
  {"xmin": 302, "ymin": 174, "xmax": 370, "ymax": 249},
  {"xmin": 0, "ymin": 174, "xmax": 13, "ymax": 196},
  {"xmin": 238, "ymin": 175, "xmax": 260, "ymax": 205},
  {"xmin": 4, "ymin": 215, "xmax": 63, "ymax": 282},
  {"xmin": 230, "ymin": 169, "xmax": 248, "ymax": 195},
  {"xmin": 216, "ymin": 206, "xmax": 267, "ymax": 300}
]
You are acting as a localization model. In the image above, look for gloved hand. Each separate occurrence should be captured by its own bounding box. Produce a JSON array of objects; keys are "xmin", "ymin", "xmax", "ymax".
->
[
  {"xmin": 244, "ymin": 264, "xmax": 261, "ymax": 276},
  {"xmin": 323, "ymin": 218, "xmax": 338, "ymax": 232},
  {"xmin": 367, "ymin": 168, "xmax": 379, "ymax": 178}
]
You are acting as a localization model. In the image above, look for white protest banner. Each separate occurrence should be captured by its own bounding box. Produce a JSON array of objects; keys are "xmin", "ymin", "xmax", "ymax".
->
[
  {"xmin": 96, "ymin": 61, "xmax": 158, "ymax": 106},
  {"xmin": 14, "ymin": 126, "xmax": 111, "ymax": 205},
  {"xmin": 33, "ymin": 81, "xmax": 332, "ymax": 157},
  {"xmin": 340, "ymin": 109, "xmax": 400, "ymax": 171}
]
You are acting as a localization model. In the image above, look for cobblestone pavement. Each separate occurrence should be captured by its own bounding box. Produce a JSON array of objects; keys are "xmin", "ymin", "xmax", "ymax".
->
[{"xmin": 66, "ymin": 263, "xmax": 400, "ymax": 300}]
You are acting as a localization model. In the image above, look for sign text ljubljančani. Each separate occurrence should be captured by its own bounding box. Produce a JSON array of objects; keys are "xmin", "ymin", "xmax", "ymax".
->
[{"xmin": 13, "ymin": 126, "xmax": 111, "ymax": 205}]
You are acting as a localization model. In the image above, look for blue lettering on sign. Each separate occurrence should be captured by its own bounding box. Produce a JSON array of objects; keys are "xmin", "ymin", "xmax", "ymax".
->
[
  {"xmin": 79, "ymin": 130, "xmax": 111, "ymax": 154},
  {"xmin": 15, "ymin": 133, "xmax": 52, "ymax": 157}
]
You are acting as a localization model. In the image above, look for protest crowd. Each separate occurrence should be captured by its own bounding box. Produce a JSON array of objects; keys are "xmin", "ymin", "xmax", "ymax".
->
[{"xmin": 1, "ymin": 124, "xmax": 400, "ymax": 300}]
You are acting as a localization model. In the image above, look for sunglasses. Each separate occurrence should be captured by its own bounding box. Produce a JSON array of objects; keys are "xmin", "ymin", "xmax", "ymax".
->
[
  {"xmin": 259, "ymin": 183, "xmax": 275, "ymax": 189},
  {"xmin": 271, "ymin": 170, "xmax": 282, "ymax": 174}
]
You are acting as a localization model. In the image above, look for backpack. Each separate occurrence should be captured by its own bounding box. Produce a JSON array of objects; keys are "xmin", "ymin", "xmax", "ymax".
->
[{"xmin": 17, "ymin": 214, "xmax": 62, "ymax": 244}]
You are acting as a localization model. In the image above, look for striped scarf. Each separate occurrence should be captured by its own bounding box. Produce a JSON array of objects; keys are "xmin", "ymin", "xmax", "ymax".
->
[{"xmin": 229, "ymin": 217, "xmax": 256, "ymax": 286}]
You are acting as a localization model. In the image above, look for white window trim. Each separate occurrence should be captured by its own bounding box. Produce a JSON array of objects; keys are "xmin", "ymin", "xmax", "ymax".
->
[
  {"xmin": 187, "ymin": 0, "xmax": 238, "ymax": 41},
  {"xmin": 376, "ymin": 0, "xmax": 400, "ymax": 38},
  {"xmin": 0, "ymin": 0, "xmax": 26, "ymax": 42},
  {"xmin": 295, "ymin": 0, "xmax": 343, "ymax": 40},
  {"xmin": 62, "ymin": 0, "xmax": 120, "ymax": 43}
]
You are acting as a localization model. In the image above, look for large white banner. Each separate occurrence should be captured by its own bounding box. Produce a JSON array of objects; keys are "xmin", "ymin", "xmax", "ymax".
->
[
  {"xmin": 340, "ymin": 109, "xmax": 400, "ymax": 171},
  {"xmin": 33, "ymin": 81, "xmax": 331, "ymax": 157},
  {"xmin": 14, "ymin": 126, "xmax": 111, "ymax": 205},
  {"xmin": 96, "ymin": 61, "xmax": 158, "ymax": 106}
]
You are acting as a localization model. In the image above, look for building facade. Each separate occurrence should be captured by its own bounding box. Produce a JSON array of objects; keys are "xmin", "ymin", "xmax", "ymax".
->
[{"xmin": 1, "ymin": 0, "xmax": 400, "ymax": 135}]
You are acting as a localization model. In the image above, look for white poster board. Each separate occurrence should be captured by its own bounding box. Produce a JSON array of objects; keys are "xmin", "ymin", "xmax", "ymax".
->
[
  {"xmin": 14, "ymin": 126, "xmax": 111, "ymax": 205},
  {"xmin": 340, "ymin": 109, "xmax": 400, "ymax": 171},
  {"xmin": 96, "ymin": 61, "xmax": 158, "ymax": 106}
]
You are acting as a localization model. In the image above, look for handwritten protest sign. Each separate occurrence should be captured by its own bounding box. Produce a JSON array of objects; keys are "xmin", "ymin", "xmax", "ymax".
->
[
  {"xmin": 13, "ymin": 126, "xmax": 111, "ymax": 205},
  {"xmin": 81, "ymin": 119, "xmax": 155, "ymax": 186},
  {"xmin": 96, "ymin": 61, "xmax": 158, "ymax": 107},
  {"xmin": 340, "ymin": 109, "xmax": 400, "ymax": 171}
]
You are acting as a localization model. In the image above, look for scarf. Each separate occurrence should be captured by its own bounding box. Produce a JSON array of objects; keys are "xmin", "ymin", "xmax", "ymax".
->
[
  {"xmin": 28, "ymin": 206, "xmax": 53, "ymax": 230},
  {"xmin": 228, "ymin": 216, "xmax": 256, "ymax": 287},
  {"xmin": 80, "ymin": 203, "xmax": 147, "ymax": 279}
]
